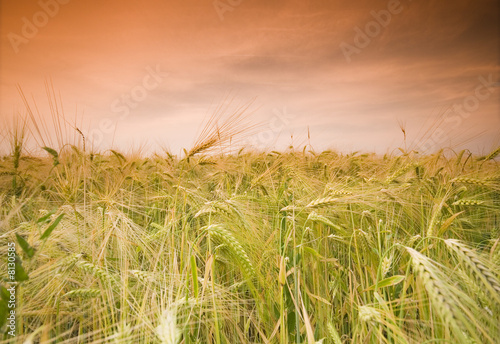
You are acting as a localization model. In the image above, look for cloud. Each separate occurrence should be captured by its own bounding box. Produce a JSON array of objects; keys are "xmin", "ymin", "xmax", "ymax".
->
[{"xmin": 0, "ymin": 0, "xmax": 498, "ymax": 154}]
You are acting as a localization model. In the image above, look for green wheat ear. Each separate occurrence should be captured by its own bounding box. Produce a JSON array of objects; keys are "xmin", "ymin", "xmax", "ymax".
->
[
  {"xmin": 64, "ymin": 288, "xmax": 101, "ymax": 298},
  {"xmin": 75, "ymin": 260, "xmax": 120, "ymax": 289},
  {"xmin": 327, "ymin": 322, "xmax": 342, "ymax": 344},
  {"xmin": 202, "ymin": 224, "xmax": 255, "ymax": 281},
  {"xmin": 451, "ymin": 177, "xmax": 489, "ymax": 186},
  {"xmin": 478, "ymin": 146, "xmax": 500, "ymax": 161},
  {"xmin": 405, "ymin": 247, "xmax": 466, "ymax": 339},
  {"xmin": 307, "ymin": 211, "xmax": 338, "ymax": 229},
  {"xmin": 306, "ymin": 196, "xmax": 338, "ymax": 208},
  {"xmin": 385, "ymin": 162, "xmax": 415, "ymax": 183},
  {"xmin": 444, "ymin": 239, "xmax": 500, "ymax": 305},
  {"xmin": 452, "ymin": 199, "xmax": 484, "ymax": 206}
]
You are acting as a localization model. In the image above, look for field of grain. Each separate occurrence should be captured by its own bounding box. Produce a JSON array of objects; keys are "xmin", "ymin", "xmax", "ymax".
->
[{"xmin": 1, "ymin": 129, "xmax": 499, "ymax": 343}]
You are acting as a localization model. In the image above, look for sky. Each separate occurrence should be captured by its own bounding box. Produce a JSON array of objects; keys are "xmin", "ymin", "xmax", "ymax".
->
[{"xmin": 1, "ymin": 0, "xmax": 499, "ymax": 155}]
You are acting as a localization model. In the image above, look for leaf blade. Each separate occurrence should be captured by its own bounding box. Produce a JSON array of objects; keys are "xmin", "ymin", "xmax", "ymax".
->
[
  {"xmin": 15, "ymin": 255, "xmax": 29, "ymax": 282},
  {"xmin": 365, "ymin": 275, "xmax": 405, "ymax": 291},
  {"xmin": 16, "ymin": 234, "xmax": 35, "ymax": 258},
  {"xmin": 40, "ymin": 214, "xmax": 64, "ymax": 240}
]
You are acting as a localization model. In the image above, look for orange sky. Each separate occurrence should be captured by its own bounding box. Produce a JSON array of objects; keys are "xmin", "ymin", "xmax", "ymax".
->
[{"xmin": 1, "ymin": 0, "xmax": 499, "ymax": 155}]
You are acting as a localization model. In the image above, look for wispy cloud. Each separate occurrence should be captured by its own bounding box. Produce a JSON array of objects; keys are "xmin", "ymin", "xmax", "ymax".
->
[{"xmin": 1, "ymin": 0, "xmax": 498, "ymax": 154}]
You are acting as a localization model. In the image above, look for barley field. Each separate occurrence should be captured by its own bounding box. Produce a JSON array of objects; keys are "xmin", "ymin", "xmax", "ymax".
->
[{"xmin": 0, "ymin": 125, "xmax": 499, "ymax": 343}]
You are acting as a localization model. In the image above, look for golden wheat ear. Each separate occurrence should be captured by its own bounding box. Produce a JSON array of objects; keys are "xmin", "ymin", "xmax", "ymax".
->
[{"xmin": 186, "ymin": 98, "xmax": 261, "ymax": 158}]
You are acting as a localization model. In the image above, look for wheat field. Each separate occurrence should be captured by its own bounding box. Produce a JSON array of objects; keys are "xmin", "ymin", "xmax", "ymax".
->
[{"xmin": 0, "ymin": 121, "xmax": 499, "ymax": 343}]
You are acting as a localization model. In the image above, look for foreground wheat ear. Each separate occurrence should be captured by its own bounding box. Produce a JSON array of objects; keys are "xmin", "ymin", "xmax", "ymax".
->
[{"xmin": 1, "ymin": 114, "xmax": 499, "ymax": 344}]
